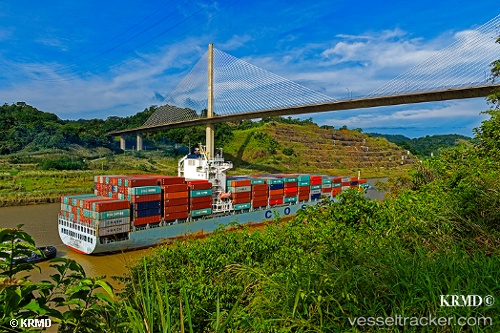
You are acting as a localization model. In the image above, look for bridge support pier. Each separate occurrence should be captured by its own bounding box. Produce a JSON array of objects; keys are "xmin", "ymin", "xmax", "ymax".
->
[
  {"xmin": 136, "ymin": 133, "xmax": 143, "ymax": 151},
  {"xmin": 120, "ymin": 135, "xmax": 126, "ymax": 151}
]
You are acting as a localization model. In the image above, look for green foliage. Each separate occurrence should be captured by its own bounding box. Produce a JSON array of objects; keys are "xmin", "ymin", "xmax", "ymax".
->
[
  {"xmin": 369, "ymin": 133, "xmax": 471, "ymax": 157},
  {"xmin": 473, "ymin": 110, "xmax": 500, "ymax": 160},
  {"xmin": 120, "ymin": 190, "xmax": 499, "ymax": 332},
  {"xmin": 282, "ymin": 146, "xmax": 294, "ymax": 156},
  {"xmin": 0, "ymin": 226, "xmax": 116, "ymax": 332},
  {"xmin": 40, "ymin": 156, "xmax": 87, "ymax": 171}
]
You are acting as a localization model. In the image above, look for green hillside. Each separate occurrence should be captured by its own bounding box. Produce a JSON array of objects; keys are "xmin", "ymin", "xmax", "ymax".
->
[
  {"xmin": 224, "ymin": 122, "xmax": 415, "ymax": 175},
  {"xmin": 368, "ymin": 133, "xmax": 471, "ymax": 157}
]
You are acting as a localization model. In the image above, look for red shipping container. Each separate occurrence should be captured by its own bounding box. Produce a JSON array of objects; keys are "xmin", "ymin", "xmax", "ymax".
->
[
  {"xmin": 252, "ymin": 199, "xmax": 268, "ymax": 208},
  {"xmin": 321, "ymin": 188, "xmax": 331, "ymax": 193},
  {"xmin": 284, "ymin": 182, "xmax": 298, "ymax": 188},
  {"xmin": 331, "ymin": 177, "xmax": 342, "ymax": 183},
  {"xmin": 92, "ymin": 200, "xmax": 130, "ymax": 212},
  {"xmin": 186, "ymin": 179, "xmax": 209, "ymax": 184},
  {"xmin": 164, "ymin": 205, "xmax": 189, "ymax": 214},
  {"xmin": 251, "ymin": 184, "xmax": 268, "ymax": 191},
  {"xmin": 164, "ymin": 211, "xmax": 189, "ymax": 222},
  {"xmin": 232, "ymin": 198, "xmax": 252, "ymax": 204},
  {"xmin": 189, "ymin": 196, "xmax": 212, "ymax": 204},
  {"xmin": 156, "ymin": 176, "xmax": 185, "ymax": 185},
  {"xmin": 298, "ymin": 194, "xmax": 310, "ymax": 201},
  {"xmin": 341, "ymin": 182, "xmax": 350, "ymax": 186},
  {"xmin": 269, "ymin": 194, "xmax": 283, "ymax": 200},
  {"xmin": 284, "ymin": 192, "xmax": 298, "ymax": 198},
  {"xmin": 269, "ymin": 189, "xmax": 284, "ymax": 196},
  {"xmin": 125, "ymin": 178, "xmax": 158, "ymax": 187},
  {"xmin": 187, "ymin": 182, "xmax": 212, "ymax": 190},
  {"xmin": 228, "ymin": 179, "xmax": 251, "ymax": 187},
  {"xmin": 82, "ymin": 197, "xmax": 111, "ymax": 209},
  {"xmin": 269, "ymin": 198, "xmax": 283, "ymax": 205},
  {"xmin": 252, "ymin": 190, "xmax": 268, "ymax": 197},
  {"xmin": 252, "ymin": 194, "xmax": 269, "ymax": 201},
  {"xmin": 129, "ymin": 194, "xmax": 162, "ymax": 203},
  {"xmin": 284, "ymin": 187, "xmax": 298, "ymax": 194},
  {"xmin": 358, "ymin": 179, "xmax": 367, "ymax": 184},
  {"xmin": 165, "ymin": 191, "xmax": 189, "ymax": 199},
  {"xmin": 134, "ymin": 215, "xmax": 161, "ymax": 226},
  {"xmin": 162, "ymin": 184, "xmax": 189, "ymax": 193},
  {"xmin": 310, "ymin": 180, "xmax": 322, "ymax": 186},
  {"xmin": 232, "ymin": 192, "xmax": 251, "ymax": 200},
  {"xmin": 350, "ymin": 177, "xmax": 358, "ymax": 182},
  {"xmin": 164, "ymin": 198, "xmax": 189, "ymax": 206},
  {"xmin": 190, "ymin": 201, "xmax": 212, "ymax": 211}
]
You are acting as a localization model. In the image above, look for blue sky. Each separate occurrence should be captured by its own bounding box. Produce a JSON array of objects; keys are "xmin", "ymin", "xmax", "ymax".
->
[{"xmin": 0, "ymin": 0, "xmax": 499, "ymax": 137}]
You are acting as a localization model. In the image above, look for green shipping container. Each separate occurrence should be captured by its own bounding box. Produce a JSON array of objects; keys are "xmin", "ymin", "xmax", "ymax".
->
[
  {"xmin": 284, "ymin": 196, "xmax": 298, "ymax": 203},
  {"xmin": 310, "ymin": 185, "xmax": 322, "ymax": 190},
  {"xmin": 191, "ymin": 208, "xmax": 212, "ymax": 217},
  {"xmin": 83, "ymin": 208, "xmax": 130, "ymax": 220},
  {"xmin": 128, "ymin": 186, "xmax": 161, "ymax": 196},
  {"xmin": 251, "ymin": 179, "xmax": 265, "ymax": 185},
  {"xmin": 266, "ymin": 178, "xmax": 283, "ymax": 185},
  {"xmin": 282, "ymin": 177, "xmax": 298, "ymax": 183},
  {"xmin": 190, "ymin": 189, "xmax": 213, "ymax": 197},
  {"xmin": 298, "ymin": 181, "xmax": 310, "ymax": 186},
  {"xmin": 66, "ymin": 194, "xmax": 97, "ymax": 205},
  {"xmin": 234, "ymin": 202, "xmax": 251, "ymax": 210},
  {"xmin": 297, "ymin": 174, "xmax": 311, "ymax": 181}
]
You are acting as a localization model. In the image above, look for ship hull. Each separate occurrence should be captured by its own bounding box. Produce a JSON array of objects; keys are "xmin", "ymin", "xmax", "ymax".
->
[{"xmin": 58, "ymin": 200, "xmax": 323, "ymax": 254}]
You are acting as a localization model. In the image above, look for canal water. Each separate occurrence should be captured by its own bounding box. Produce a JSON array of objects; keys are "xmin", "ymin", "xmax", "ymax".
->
[{"xmin": 0, "ymin": 203, "xmax": 151, "ymax": 288}]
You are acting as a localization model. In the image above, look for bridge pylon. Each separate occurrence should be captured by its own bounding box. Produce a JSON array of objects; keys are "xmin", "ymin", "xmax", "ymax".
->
[{"xmin": 206, "ymin": 43, "xmax": 215, "ymax": 159}]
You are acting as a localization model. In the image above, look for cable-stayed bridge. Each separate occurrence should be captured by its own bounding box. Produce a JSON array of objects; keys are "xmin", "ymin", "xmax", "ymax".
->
[{"xmin": 111, "ymin": 14, "xmax": 500, "ymax": 154}]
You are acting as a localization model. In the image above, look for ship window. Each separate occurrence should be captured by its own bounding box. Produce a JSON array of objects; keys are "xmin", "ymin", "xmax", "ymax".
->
[{"xmin": 188, "ymin": 160, "xmax": 195, "ymax": 166}]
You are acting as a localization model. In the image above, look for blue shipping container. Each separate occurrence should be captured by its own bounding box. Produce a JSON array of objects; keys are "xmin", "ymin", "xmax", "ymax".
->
[{"xmin": 134, "ymin": 200, "xmax": 162, "ymax": 211}]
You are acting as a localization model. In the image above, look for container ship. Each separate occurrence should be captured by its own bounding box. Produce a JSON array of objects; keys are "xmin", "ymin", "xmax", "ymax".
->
[{"xmin": 58, "ymin": 146, "xmax": 367, "ymax": 254}]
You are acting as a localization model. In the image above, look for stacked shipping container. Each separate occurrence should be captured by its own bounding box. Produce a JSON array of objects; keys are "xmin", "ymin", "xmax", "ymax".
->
[
  {"xmin": 187, "ymin": 179, "xmax": 212, "ymax": 217},
  {"xmin": 297, "ymin": 174, "xmax": 311, "ymax": 201},
  {"xmin": 60, "ymin": 194, "xmax": 131, "ymax": 236},
  {"xmin": 162, "ymin": 176, "xmax": 189, "ymax": 223}
]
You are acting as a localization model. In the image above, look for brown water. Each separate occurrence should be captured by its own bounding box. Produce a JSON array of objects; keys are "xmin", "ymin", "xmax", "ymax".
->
[{"xmin": 0, "ymin": 203, "xmax": 152, "ymax": 288}]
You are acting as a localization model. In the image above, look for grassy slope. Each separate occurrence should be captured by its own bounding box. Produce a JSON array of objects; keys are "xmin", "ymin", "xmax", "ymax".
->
[
  {"xmin": 224, "ymin": 123, "xmax": 414, "ymax": 177},
  {"xmin": 125, "ymin": 191, "xmax": 500, "ymax": 332}
]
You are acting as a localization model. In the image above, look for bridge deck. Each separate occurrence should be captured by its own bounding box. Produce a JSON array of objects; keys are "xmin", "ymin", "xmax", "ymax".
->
[{"xmin": 109, "ymin": 85, "xmax": 499, "ymax": 135}]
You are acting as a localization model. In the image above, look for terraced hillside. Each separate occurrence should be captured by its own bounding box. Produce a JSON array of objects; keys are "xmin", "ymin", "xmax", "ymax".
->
[{"xmin": 223, "ymin": 123, "xmax": 416, "ymax": 174}]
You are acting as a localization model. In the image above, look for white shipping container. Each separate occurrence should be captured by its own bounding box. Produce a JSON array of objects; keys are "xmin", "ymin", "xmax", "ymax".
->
[
  {"xmin": 98, "ymin": 223, "xmax": 131, "ymax": 236},
  {"xmin": 97, "ymin": 216, "xmax": 131, "ymax": 228},
  {"xmin": 230, "ymin": 186, "xmax": 251, "ymax": 193}
]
